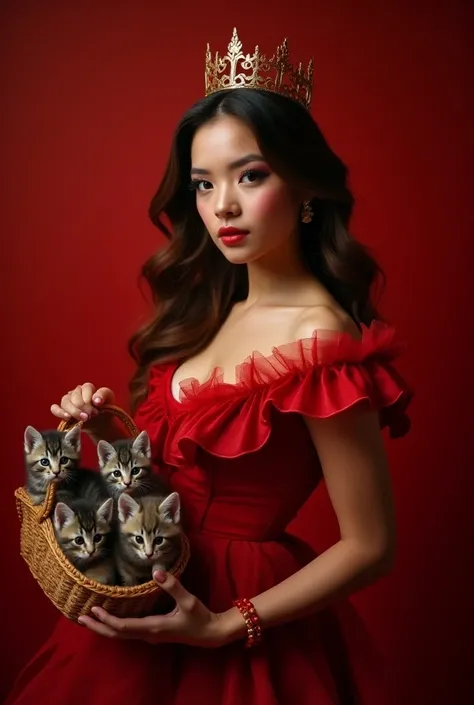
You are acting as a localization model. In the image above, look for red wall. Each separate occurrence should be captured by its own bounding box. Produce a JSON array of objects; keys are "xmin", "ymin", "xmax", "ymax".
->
[{"xmin": 2, "ymin": 1, "xmax": 473, "ymax": 702}]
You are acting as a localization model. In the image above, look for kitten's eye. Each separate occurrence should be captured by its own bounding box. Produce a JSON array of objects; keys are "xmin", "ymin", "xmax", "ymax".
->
[
  {"xmin": 40, "ymin": 458, "xmax": 50, "ymax": 467},
  {"xmin": 113, "ymin": 470, "xmax": 122, "ymax": 478},
  {"xmin": 154, "ymin": 537, "xmax": 164, "ymax": 546},
  {"xmin": 59, "ymin": 456, "xmax": 69, "ymax": 465},
  {"xmin": 131, "ymin": 468, "xmax": 141, "ymax": 476},
  {"xmin": 74, "ymin": 536, "xmax": 85, "ymax": 545},
  {"xmin": 93, "ymin": 533, "xmax": 103, "ymax": 543},
  {"xmin": 135, "ymin": 536, "xmax": 144, "ymax": 544}
]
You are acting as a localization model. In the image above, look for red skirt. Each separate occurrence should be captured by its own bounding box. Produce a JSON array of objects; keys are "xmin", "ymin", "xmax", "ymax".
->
[{"xmin": 7, "ymin": 532, "xmax": 393, "ymax": 705}]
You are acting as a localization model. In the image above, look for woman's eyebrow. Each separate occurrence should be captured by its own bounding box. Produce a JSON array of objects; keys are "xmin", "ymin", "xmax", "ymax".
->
[{"xmin": 190, "ymin": 153, "xmax": 265, "ymax": 175}]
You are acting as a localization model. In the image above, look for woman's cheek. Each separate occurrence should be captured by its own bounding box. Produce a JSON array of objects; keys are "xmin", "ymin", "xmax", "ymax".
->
[
  {"xmin": 250, "ymin": 188, "xmax": 282, "ymax": 220},
  {"xmin": 196, "ymin": 198, "xmax": 212, "ymax": 229},
  {"xmin": 250, "ymin": 183, "xmax": 298, "ymax": 228}
]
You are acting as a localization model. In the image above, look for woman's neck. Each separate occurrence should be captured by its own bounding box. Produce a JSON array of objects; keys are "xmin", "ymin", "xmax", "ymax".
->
[{"xmin": 244, "ymin": 248, "xmax": 319, "ymax": 308}]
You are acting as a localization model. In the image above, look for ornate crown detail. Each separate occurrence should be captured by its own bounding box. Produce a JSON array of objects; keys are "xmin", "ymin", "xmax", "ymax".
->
[{"xmin": 205, "ymin": 28, "xmax": 314, "ymax": 110}]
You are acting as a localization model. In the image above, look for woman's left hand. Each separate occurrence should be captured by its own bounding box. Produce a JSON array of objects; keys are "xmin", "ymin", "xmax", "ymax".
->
[{"xmin": 78, "ymin": 571, "xmax": 227, "ymax": 648}]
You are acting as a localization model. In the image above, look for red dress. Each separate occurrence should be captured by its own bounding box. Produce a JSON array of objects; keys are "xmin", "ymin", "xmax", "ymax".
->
[{"xmin": 8, "ymin": 322, "xmax": 412, "ymax": 705}]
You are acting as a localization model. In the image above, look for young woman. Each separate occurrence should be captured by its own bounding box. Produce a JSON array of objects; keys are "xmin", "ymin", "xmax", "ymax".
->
[{"xmin": 9, "ymin": 30, "xmax": 411, "ymax": 705}]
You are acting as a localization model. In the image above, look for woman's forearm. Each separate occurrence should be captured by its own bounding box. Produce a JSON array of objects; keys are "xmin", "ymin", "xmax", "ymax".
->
[{"xmin": 218, "ymin": 539, "xmax": 394, "ymax": 644}]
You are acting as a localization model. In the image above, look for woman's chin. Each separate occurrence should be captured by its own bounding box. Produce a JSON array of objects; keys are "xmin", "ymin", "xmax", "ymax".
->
[
  {"xmin": 223, "ymin": 253, "xmax": 252, "ymax": 265},
  {"xmin": 219, "ymin": 245, "xmax": 261, "ymax": 266}
]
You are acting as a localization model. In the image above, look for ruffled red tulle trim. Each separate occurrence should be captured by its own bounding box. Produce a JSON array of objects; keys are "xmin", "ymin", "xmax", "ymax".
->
[{"xmin": 135, "ymin": 321, "xmax": 413, "ymax": 467}]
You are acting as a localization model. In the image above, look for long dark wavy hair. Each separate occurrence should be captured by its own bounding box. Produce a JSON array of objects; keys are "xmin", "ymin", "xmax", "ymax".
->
[{"xmin": 128, "ymin": 88, "xmax": 384, "ymax": 412}]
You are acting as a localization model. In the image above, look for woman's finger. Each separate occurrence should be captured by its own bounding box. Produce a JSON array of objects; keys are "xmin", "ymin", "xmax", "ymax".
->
[
  {"xmin": 69, "ymin": 387, "xmax": 97, "ymax": 419},
  {"xmin": 69, "ymin": 386, "xmax": 86, "ymax": 408},
  {"xmin": 60, "ymin": 394, "xmax": 87, "ymax": 421},
  {"xmin": 78, "ymin": 615, "xmax": 122, "ymax": 639},
  {"xmin": 93, "ymin": 387, "xmax": 115, "ymax": 407},
  {"xmin": 81, "ymin": 382, "xmax": 97, "ymax": 406},
  {"xmin": 90, "ymin": 607, "xmax": 182, "ymax": 644},
  {"xmin": 152, "ymin": 571, "xmax": 196, "ymax": 612},
  {"xmin": 78, "ymin": 614, "xmax": 144, "ymax": 641},
  {"xmin": 90, "ymin": 607, "xmax": 166, "ymax": 635},
  {"xmin": 50, "ymin": 403, "xmax": 71, "ymax": 420}
]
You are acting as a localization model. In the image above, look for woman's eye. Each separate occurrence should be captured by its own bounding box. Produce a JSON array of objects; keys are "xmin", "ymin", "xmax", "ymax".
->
[
  {"xmin": 135, "ymin": 536, "xmax": 144, "ymax": 544},
  {"xmin": 59, "ymin": 457, "xmax": 69, "ymax": 465},
  {"xmin": 191, "ymin": 179, "xmax": 212, "ymax": 192},
  {"xmin": 240, "ymin": 169, "xmax": 268, "ymax": 184},
  {"xmin": 40, "ymin": 458, "xmax": 50, "ymax": 467},
  {"xmin": 113, "ymin": 470, "xmax": 122, "ymax": 478},
  {"xmin": 75, "ymin": 536, "xmax": 85, "ymax": 545}
]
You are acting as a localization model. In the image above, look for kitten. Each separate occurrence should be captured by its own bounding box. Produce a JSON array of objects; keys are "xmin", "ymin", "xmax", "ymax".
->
[
  {"xmin": 115, "ymin": 492, "xmax": 182, "ymax": 586},
  {"xmin": 24, "ymin": 426, "xmax": 81, "ymax": 505},
  {"xmin": 53, "ymin": 497, "xmax": 115, "ymax": 584},
  {"xmin": 97, "ymin": 431, "xmax": 168, "ymax": 499}
]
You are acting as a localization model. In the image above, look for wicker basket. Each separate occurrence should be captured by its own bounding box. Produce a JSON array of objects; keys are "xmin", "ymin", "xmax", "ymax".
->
[{"xmin": 15, "ymin": 405, "xmax": 190, "ymax": 621}]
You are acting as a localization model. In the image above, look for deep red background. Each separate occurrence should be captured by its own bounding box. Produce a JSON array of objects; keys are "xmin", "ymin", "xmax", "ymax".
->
[{"xmin": 1, "ymin": 1, "xmax": 473, "ymax": 702}]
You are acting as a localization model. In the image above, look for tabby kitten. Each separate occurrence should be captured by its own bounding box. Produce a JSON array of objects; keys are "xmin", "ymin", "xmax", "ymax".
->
[
  {"xmin": 24, "ymin": 425, "xmax": 81, "ymax": 505},
  {"xmin": 97, "ymin": 431, "xmax": 168, "ymax": 499},
  {"xmin": 115, "ymin": 492, "xmax": 182, "ymax": 586},
  {"xmin": 53, "ymin": 497, "xmax": 115, "ymax": 584}
]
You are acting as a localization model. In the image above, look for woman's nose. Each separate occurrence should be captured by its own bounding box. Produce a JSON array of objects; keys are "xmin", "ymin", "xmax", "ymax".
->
[{"xmin": 214, "ymin": 191, "xmax": 241, "ymax": 219}]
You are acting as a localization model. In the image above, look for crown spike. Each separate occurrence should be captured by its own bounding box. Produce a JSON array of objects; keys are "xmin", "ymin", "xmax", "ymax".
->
[{"xmin": 204, "ymin": 28, "xmax": 313, "ymax": 110}]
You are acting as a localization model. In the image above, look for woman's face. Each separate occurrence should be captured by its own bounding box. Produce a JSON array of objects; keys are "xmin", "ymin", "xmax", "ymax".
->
[{"xmin": 190, "ymin": 114, "xmax": 303, "ymax": 265}]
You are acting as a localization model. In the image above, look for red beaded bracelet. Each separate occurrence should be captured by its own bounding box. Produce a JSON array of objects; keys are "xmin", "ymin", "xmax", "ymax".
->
[{"xmin": 232, "ymin": 597, "xmax": 262, "ymax": 648}]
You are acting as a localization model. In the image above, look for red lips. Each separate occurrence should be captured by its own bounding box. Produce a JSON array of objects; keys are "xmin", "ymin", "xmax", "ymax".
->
[{"xmin": 218, "ymin": 226, "xmax": 250, "ymax": 237}]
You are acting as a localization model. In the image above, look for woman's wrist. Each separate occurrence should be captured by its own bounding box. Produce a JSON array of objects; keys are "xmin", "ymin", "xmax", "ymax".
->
[{"xmin": 213, "ymin": 606, "xmax": 249, "ymax": 646}]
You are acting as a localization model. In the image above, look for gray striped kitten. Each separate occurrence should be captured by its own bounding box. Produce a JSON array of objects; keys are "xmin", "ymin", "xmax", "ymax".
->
[
  {"xmin": 24, "ymin": 425, "xmax": 109, "ymax": 506},
  {"xmin": 24, "ymin": 426, "xmax": 82, "ymax": 505},
  {"xmin": 97, "ymin": 431, "xmax": 168, "ymax": 499},
  {"xmin": 115, "ymin": 492, "xmax": 182, "ymax": 586},
  {"xmin": 53, "ymin": 497, "xmax": 115, "ymax": 584},
  {"xmin": 25, "ymin": 425, "xmax": 116, "ymax": 583}
]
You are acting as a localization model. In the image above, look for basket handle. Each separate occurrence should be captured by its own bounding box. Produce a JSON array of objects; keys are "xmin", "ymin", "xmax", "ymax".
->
[
  {"xmin": 37, "ymin": 405, "xmax": 139, "ymax": 524},
  {"xmin": 57, "ymin": 403, "xmax": 139, "ymax": 436}
]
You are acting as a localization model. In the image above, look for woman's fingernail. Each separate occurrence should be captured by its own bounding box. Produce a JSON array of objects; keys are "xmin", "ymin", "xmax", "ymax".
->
[
  {"xmin": 93, "ymin": 396, "xmax": 103, "ymax": 405},
  {"xmin": 80, "ymin": 412, "xmax": 89, "ymax": 421},
  {"xmin": 63, "ymin": 412, "xmax": 71, "ymax": 418},
  {"xmin": 77, "ymin": 617, "xmax": 85, "ymax": 626},
  {"xmin": 154, "ymin": 570, "xmax": 166, "ymax": 584}
]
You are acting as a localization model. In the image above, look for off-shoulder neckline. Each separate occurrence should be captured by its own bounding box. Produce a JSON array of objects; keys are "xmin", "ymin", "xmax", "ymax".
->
[{"xmin": 166, "ymin": 321, "xmax": 399, "ymax": 407}]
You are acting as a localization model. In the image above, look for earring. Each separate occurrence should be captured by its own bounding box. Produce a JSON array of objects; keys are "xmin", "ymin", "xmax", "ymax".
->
[{"xmin": 301, "ymin": 200, "xmax": 313, "ymax": 224}]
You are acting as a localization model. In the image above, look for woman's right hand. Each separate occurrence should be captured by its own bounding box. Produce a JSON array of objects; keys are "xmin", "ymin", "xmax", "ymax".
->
[{"xmin": 50, "ymin": 383, "xmax": 115, "ymax": 422}]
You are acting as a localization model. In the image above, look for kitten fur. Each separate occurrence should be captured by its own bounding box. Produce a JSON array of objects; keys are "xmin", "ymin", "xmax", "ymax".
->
[
  {"xmin": 24, "ymin": 423, "xmax": 111, "ymax": 507},
  {"xmin": 55, "ymin": 465, "xmax": 110, "ymax": 507},
  {"xmin": 97, "ymin": 431, "xmax": 169, "ymax": 499},
  {"xmin": 115, "ymin": 492, "xmax": 182, "ymax": 586},
  {"xmin": 24, "ymin": 426, "xmax": 82, "ymax": 505},
  {"xmin": 53, "ymin": 497, "xmax": 115, "ymax": 584}
]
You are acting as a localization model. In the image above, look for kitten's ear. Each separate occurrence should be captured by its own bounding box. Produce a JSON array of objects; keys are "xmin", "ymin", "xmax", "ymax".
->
[
  {"xmin": 97, "ymin": 497, "xmax": 114, "ymax": 525},
  {"xmin": 118, "ymin": 493, "xmax": 140, "ymax": 523},
  {"xmin": 132, "ymin": 431, "xmax": 151, "ymax": 459},
  {"xmin": 64, "ymin": 426, "xmax": 81, "ymax": 453},
  {"xmin": 24, "ymin": 426, "xmax": 43, "ymax": 454},
  {"xmin": 54, "ymin": 502, "xmax": 75, "ymax": 530},
  {"xmin": 97, "ymin": 440, "xmax": 117, "ymax": 468},
  {"xmin": 158, "ymin": 492, "xmax": 181, "ymax": 524}
]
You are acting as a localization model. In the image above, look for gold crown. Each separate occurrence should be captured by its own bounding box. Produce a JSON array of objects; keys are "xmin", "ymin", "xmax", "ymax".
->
[{"xmin": 205, "ymin": 28, "xmax": 313, "ymax": 110}]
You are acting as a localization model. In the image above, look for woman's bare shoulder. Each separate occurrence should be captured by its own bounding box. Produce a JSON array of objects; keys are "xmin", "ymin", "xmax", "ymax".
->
[{"xmin": 294, "ymin": 305, "xmax": 361, "ymax": 341}]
